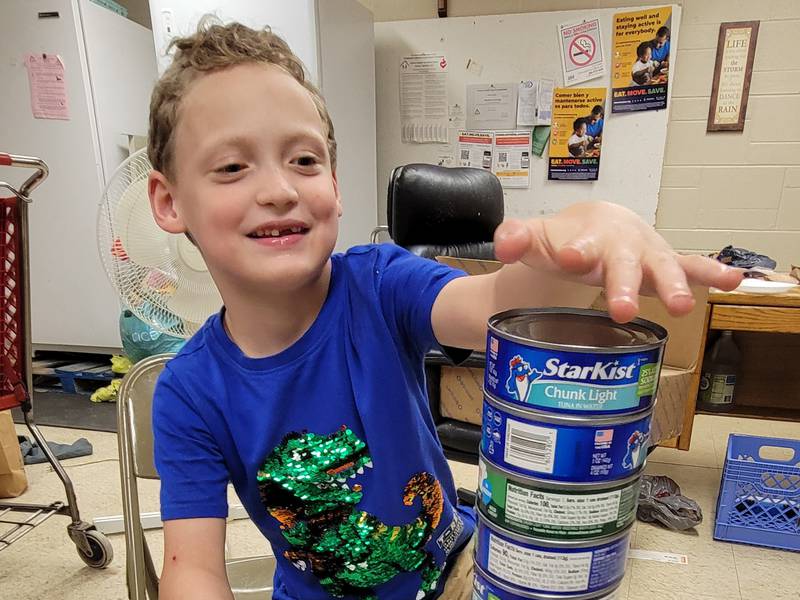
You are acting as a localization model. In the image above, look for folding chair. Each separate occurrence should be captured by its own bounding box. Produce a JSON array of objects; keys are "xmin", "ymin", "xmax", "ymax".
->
[{"xmin": 117, "ymin": 353, "xmax": 276, "ymax": 599}]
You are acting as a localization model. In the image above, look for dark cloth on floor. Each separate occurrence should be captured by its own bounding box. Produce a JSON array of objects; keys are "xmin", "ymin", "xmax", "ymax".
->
[{"xmin": 17, "ymin": 436, "xmax": 93, "ymax": 465}]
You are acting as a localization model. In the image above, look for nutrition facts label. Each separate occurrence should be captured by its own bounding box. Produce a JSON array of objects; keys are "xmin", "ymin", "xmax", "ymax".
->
[
  {"xmin": 505, "ymin": 484, "xmax": 622, "ymax": 526},
  {"xmin": 487, "ymin": 535, "xmax": 592, "ymax": 592}
]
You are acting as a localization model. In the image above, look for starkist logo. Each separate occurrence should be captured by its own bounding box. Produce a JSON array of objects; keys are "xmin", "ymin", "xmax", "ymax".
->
[{"xmin": 543, "ymin": 358, "xmax": 635, "ymax": 381}]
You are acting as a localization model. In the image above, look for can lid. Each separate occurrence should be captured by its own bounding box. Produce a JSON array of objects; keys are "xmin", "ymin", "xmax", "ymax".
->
[
  {"xmin": 489, "ymin": 308, "xmax": 667, "ymax": 353},
  {"xmin": 474, "ymin": 562, "xmax": 623, "ymax": 600}
]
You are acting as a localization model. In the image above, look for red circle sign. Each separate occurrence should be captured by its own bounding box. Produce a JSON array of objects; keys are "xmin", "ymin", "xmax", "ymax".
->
[{"xmin": 570, "ymin": 35, "xmax": 596, "ymax": 65}]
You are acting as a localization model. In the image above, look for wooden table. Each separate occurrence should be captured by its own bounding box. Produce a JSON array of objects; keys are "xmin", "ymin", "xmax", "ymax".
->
[{"xmin": 699, "ymin": 286, "xmax": 800, "ymax": 420}]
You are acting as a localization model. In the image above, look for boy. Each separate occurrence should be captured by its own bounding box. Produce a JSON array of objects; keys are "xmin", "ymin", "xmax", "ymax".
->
[
  {"xmin": 632, "ymin": 41, "xmax": 658, "ymax": 85},
  {"xmin": 147, "ymin": 21, "xmax": 740, "ymax": 600},
  {"xmin": 567, "ymin": 118, "xmax": 591, "ymax": 157}
]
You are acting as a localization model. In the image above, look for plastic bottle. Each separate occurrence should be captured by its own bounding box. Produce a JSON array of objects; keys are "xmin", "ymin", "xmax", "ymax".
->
[{"xmin": 697, "ymin": 330, "xmax": 741, "ymax": 412}]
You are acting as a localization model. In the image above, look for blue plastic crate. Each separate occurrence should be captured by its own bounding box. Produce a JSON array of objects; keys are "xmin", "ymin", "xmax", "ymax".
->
[{"xmin": 714, "ymin": 434, "xmax": 800, "ymax": 552}]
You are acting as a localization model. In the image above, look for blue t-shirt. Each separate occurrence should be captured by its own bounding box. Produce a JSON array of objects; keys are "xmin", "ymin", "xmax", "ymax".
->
[
  {"xmin": 153, "ymin": 244, "xmax": 476, "ymax": 600},
  {"xmin": 651, "ymin": 39, "xmax": 670, "ymax": 62},
  {"xmin": 586, "ymin": 117, "xmax": 603, "ymax": 138}
]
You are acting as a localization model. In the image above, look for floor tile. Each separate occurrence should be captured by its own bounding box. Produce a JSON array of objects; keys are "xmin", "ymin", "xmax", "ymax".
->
[{"xmin": 732, "ymin": 541, "xmax": 800, "ymax": 600}]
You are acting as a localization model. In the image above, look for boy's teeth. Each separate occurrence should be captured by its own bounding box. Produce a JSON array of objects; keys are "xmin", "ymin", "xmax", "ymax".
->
[
  {"xmin": 271, "ymin": 229, "xmax": 280, "ymax": 236},
  {"xmin": 291, "ymin": 227, "xmax": 301, "ymax": 233}
]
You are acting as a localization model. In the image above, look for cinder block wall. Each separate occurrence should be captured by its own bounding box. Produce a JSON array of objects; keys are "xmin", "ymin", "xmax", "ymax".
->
[{"xmin": 363, "ymin": 0, "xmax": 800, "ymax": 269}]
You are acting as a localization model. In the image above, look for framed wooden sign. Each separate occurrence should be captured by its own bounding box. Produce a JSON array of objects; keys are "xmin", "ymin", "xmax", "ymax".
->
[{"xmin": 707, "ymin": 21, "xmax": 759, "ymax": 131}]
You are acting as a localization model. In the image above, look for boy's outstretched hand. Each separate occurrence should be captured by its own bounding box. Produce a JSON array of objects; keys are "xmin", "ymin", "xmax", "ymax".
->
[{"xmin": 493, "ymin": 201, "xmax": 744, "ymax": 323}]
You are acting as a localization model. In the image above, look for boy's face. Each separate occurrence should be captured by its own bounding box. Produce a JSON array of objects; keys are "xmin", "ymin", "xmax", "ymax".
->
[
  {"xmin": 576, "ymin": 123, "xmax": 587, "ymax": 136},
  {"xmin": 150, "ymin": 63, "xmax": 341, "ymax": 294},
  {"xmin": 641, "ymin": 47, "xmax": 652, "ymax": 62}
]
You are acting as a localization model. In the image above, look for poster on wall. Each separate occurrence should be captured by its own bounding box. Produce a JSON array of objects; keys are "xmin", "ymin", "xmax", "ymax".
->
[
  {"xmin": 493, "ymin": 131, "xmax": 532, "ymax": 188},
  {"xmin": 707, "ymin": 21, "xmax": 760, "ymax": 131},
  {"xmin": 558, "ymin": 18, "xmax": 605, "ymax": 86},
  {"xmin": 399, "ymin": 53, "xmax": 449, "ymax": 143},
  {"xmin": 611, "ymin": 6, "xmax": 672, "ymax": 113},
  {"xmin": 466, "ymin": 83, "xmax": 518, "ymax": 130},
  {"xmin": 548, "ymin": 87, "xmax": 606, "ymax": 181},
  {"xmin": 457, "ymin": 131, "xmax": 494, "ymax": 170}
]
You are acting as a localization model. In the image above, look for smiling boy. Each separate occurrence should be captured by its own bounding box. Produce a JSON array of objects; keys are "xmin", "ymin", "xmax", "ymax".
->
[{"xmin": 147, "ymin": 21, "xmax": 740, "ymax": 600}]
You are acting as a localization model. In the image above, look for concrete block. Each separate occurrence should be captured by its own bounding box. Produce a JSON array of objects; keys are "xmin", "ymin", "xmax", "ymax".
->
[
  {"xmin": 750, "ymin": 71, "xmax": 800, "ymax": 95},
  {"xmin": 684, "ymin": 1, "xmax": 799, "ymax": 25},
  {"xmin": 671, "ymin": 49, "xmax": 716, "ymax": 98},
  {"xmin": 656, "ymin": 188, "xmax": 701, "ymax": 228},
  {"xmin": 657, "ymin": 228, "xmax": 798, "ymax": 269},
  {"xmin": 678, "ymin": 24, "xmax": 720, "ymax": 50},
  {"xmin": 660, "ymin": 167, "xmax": 703, "ymax": 188},
  {"xmin": 670, "ymin": 98, "xmax": 710, "ymax": 121},
  {"xmin": 753, "ymin": 21, "xmax": 799, "ymax": 72},
  {"xmin": 698, "ymin": 167, "xmax": 784, "ymax": 209},
  {"xmin": 749, "ymin": 96, "xmax": 800, "ymax": 142},
  {"xmin": 746, "ymin": 142, "xmax": 800, "ymax": 166},
  {"xmin": 696, "ymin": 208, "xmax": 778, "ymax": 230},
  {"xmin": 784, "ymin": 168, "xmax": 800, "ymax": 187},
  {"xmin": 664, "ymin": 122, "xmax": 750, "ymax": 166},
  {"xmin": 778, "ymin": 187, "xmax": 800, "ymax": 230}
]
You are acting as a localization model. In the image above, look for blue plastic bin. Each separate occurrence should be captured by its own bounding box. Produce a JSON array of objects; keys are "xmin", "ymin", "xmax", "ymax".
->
[{"xmin": 714, "ymin": 434, "xmax": 800, "ymax": 552}]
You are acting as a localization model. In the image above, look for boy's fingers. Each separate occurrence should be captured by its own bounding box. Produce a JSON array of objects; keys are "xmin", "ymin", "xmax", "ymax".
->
[
  {"xmin": 603, "ymin": 249, "xmax": 642, "ymax": 323},
  {"xmin": 493, "ymin": 219, "xmax": 531, "ymax": 264},
  {"xmin": 644, "ymin": 250, "xmax": 694, "ymax": 316},
  {"xmin": 678, "ymin": 254, "xmax": 744, "ymax": 291},
  {"xmin": 555, "ymin": 233, "xmax": 601, "ymax": 275}
]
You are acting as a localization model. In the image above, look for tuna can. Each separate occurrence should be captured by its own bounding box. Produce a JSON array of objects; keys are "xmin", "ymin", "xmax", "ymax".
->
[
  {"xmin": 481, "ymin": 393, "xmax": 652, "ymax": 483},
  {"xmin": 485, "ymin": 308, "xmax": 667, "ymax": 415},
  {"xmin": 477, "ymin": 449, "xmax": 641, "ymax": 540},
  {"xmin": 473, "ymin": 563, "xmax": 622, "ymax": 600},
  {"xmin": 474, "ymin": 511, "xmax": 631, "ymax": 598}
]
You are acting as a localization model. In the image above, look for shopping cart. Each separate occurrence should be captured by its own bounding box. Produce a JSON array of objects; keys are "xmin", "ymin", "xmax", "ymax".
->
[{"xmin": 0, "ymin": 152, "xmax": 113, "ymax": 568}]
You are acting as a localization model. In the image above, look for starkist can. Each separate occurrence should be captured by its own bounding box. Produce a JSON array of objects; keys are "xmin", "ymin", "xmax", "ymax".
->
[
  {"xmin": 485, "ymin": 308, "xmax": 667, "ymax": 415},
  {"xmin": 481, "ymin": 393, "xmax": 652, "ymax": 483},
  {"xmin": 477, "ymin": 450, "xmax": 641, "ymax": 540},
  {"xmin": 473, "ymin": 563, "xmax": 622, "ymax": 600},
  {"xmin": 474, "ymin": 512, "xmax": 631, "ymax": 598}
]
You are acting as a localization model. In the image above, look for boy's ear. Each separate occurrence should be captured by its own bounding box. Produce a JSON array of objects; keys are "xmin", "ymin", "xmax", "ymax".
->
[
  {"xmin": 332, "ymin": 170, "xmax": 343, "ymax": 217},
  {"xmin": 148, "ymin": 170, "xmax": 187, "ymax": 234}
]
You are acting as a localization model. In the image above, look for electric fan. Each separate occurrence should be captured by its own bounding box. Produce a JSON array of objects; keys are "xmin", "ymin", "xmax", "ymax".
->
[{"xmin": 97, "ymin": 148, "xmax": 222, "ymax": 338}]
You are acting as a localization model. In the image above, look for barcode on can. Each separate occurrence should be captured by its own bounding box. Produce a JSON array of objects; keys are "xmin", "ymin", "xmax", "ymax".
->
[
  {"xmin": 460, "ymin": 149, "xmax": 470, "ymax": 160},
  {"xmin": 504, "ymin": 419, "xmax": 557, "ymax": 474},
  {"xmin": 498, "ymin": 151, "xmax": 508, "ymax": 163}
]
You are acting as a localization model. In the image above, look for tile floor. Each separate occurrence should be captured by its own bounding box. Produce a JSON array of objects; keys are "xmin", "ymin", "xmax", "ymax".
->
[{"xmin": 2, "ymin": 414, "xmax": 799, "ymax": 600}]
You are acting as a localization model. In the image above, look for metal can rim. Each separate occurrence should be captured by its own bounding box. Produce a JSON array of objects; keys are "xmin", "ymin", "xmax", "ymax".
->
[
  {"xmin": 473, "ymin": 562, "xmax": 623, "ymax": 600},
  {"xmin": 488, "ymin": 307, "xmax": 668, "ymax": 354},
  {"xmin": 484, "ymin": 391, "xmax": 655, "ymax": 426},
  {"xmin": 479, "ymin": 447, "xmax": 644, "ymax": 491},
  {"xmin": 477, "ymin": 506, "xmax": 634, "ymax": 549}
]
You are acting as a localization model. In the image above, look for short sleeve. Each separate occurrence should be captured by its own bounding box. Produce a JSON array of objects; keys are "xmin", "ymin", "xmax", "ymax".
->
[
  {"xmin": 153, "ymin": 365, "xmax": 229, "ymax": 520},
  {"xmin": 376, "ymin": 245, "xmax": 467, "ymax": 356}
]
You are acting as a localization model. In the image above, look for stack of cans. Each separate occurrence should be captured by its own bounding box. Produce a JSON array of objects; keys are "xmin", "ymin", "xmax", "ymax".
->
[{"xmin": 474, "ymin": 308, "xmax": 668, "ymax": 600}]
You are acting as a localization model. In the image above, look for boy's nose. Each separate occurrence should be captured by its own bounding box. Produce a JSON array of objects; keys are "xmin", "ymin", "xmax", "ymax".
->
[{"xmin": 255, "ymin": 168, "xmax": 299, "ymax": 207}]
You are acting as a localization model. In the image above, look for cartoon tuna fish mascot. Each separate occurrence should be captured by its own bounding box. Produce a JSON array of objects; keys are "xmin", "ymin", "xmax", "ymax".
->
[
  {"xmin": 622, "ymin": 430, "xmax": 648, "ymax": 470},
  {"xmin": 505, "ymin": 355, "xmax": 541, "ymax": 403}
]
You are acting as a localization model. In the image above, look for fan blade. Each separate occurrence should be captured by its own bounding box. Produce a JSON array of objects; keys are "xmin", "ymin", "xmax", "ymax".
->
[
  {"xmin": 114, "ymin": 178, "xmax": 171, "ymax": 269},
  {"xmin": 166, "ymin": 282, "xmax": 223, "ymax": 325}
]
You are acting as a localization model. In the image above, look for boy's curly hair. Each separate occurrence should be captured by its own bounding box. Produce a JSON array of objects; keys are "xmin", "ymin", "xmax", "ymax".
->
[{"xmin": 148, "ymin": 18, "xmax": 337, "ymax": 178}]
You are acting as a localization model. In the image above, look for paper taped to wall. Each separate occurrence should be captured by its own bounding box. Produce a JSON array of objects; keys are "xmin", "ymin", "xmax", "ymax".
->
[{"xmin": 399, "ymin": 53, "xmax": 449, "ymax": 143}]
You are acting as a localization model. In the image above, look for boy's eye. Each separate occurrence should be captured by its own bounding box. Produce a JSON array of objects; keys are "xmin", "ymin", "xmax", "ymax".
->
[
  {"xmin": 295, "ymin": 155, "xmax": 318, "ymax": 167},
  {"xmin": 217, "ymin": 163, "xmax": 245, "ymax": 174}
]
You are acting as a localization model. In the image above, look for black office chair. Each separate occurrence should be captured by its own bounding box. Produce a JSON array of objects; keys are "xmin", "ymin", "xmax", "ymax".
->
[{"xmin": 373, "ymin": 163, "xmax": 504, "ymax": 468}]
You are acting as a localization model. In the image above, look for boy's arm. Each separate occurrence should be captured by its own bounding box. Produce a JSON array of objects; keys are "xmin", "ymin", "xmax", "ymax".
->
[
  {"xmin": 160, "ymin": 518, "xmax": 233, "ymax": 600},
  {"xmin": 431, "ymin": 201, "xmax": 742, "ymax": 350}
]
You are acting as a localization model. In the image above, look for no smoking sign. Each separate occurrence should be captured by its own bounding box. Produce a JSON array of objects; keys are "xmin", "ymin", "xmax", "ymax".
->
[{"xmin": 559, "ymin": 18, "xmax": 605, "ymax": 85}]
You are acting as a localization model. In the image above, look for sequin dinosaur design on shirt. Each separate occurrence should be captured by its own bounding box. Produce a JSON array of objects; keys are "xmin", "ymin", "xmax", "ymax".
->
[{"xmin": 257, "ymin": 426, "xmax": 445, "ymax": 600}]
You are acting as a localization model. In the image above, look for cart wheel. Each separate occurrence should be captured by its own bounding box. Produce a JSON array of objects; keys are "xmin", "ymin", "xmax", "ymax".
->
[{"xmin": 76, "ymin": 529, "xmax": 114, "ymax": 569}]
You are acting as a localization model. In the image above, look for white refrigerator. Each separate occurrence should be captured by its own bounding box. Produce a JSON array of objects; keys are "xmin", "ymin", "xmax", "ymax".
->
[{"xmin": 0, "ymin": 0, "xmax": 158, "ymax": 352}]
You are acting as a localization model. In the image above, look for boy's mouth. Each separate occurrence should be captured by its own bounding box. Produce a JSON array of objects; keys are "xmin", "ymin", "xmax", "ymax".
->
[{"xmin": 247, "ymin": 220, "xmax": 310, "ymax": 245}]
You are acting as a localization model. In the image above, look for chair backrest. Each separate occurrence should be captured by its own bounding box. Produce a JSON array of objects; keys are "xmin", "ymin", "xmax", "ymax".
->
[
  {"xmin": 386, "ymin": 163, "xmax": 504, "ymax": 259},
  {"xmin": 118, "ymin": 354, "xmax": 171, "ymax": 480}
]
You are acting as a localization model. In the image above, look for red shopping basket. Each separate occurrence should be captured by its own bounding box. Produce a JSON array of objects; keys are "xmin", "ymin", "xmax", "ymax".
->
[{"xmin": 0, "ymin": 195, "xmax": 27, "ymax": 411}]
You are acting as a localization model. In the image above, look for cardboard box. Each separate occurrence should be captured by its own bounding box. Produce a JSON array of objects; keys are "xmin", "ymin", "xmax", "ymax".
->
[
  {"xmin": 0, "ymin": 410, "xmax": 27, "ymax": 498},
  {"xmin": 435, "ymin": 257, "xmax": 709, "ymax": 446}
]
